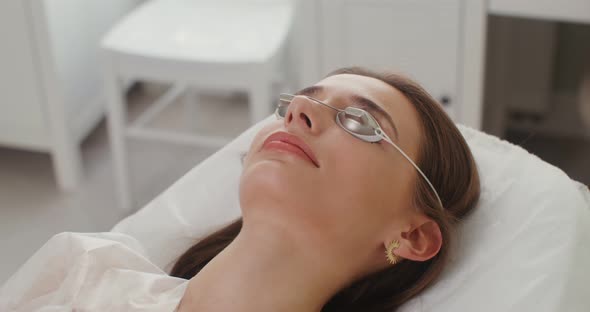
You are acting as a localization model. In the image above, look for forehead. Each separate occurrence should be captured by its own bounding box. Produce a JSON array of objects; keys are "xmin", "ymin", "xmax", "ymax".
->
[
  {"xmin": 318, "ymin": 74, "xmax": 400, "ymax": 102},
  {"xmin": 316, "ymin": 74, "xmax": 410, "ymax": 116},
  {"xmin": 315, "ymin": 74, "xmax": 423, "ymax": 157}
]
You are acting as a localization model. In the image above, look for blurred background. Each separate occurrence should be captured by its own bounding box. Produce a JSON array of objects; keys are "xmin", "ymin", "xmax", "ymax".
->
[{"xmin": 0, "ymin": 0, "xmax": 588, "ymax": 283}]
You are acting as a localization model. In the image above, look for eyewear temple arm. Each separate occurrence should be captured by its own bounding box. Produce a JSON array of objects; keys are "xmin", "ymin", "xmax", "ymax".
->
[{"xmin": 376, "ymin": 129, "xmax": 444, "ymax": 209}]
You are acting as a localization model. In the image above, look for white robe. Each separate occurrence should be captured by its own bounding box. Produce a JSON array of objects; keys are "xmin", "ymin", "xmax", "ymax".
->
[{"xmin": 0, "ymin": 232, "xmax": 188, "ymax": 311}]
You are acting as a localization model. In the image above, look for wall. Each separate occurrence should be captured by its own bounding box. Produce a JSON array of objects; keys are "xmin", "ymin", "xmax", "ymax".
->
[
  {"xmin": 0, "ymin": 1, "xmax": 48, "ymax": 150},
  {"xmin": 43, "ymin": 0, "xmax": 143, "ymax": 140}
]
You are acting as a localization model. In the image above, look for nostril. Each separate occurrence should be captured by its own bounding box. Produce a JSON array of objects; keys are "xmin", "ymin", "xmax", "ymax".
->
[{"xmin": 300, "ymin": 113, "xmax": 311, "ymax": 128}]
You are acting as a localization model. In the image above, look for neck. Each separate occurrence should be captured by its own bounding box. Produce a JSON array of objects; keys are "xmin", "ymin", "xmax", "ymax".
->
[{"xmin": 178, "ymin": 217, "xmax": 356, "ymax": 312}]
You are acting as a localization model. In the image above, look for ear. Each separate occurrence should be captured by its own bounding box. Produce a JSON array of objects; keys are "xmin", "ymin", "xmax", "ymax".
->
[{"xmin": 395, "ymin": 214, "xmax": 442, "ymax": 262}]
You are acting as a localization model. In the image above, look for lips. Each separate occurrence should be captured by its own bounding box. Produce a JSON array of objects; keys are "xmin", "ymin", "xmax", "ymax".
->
[{"xmin": 261, "ymin": 131, "xmax": 319, "ymax": 168}]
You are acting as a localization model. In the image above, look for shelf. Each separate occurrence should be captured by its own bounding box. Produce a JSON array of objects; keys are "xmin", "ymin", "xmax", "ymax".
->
[{"xmin": 506, "ymin": 93, "xmax": 590, "ymax": 140}]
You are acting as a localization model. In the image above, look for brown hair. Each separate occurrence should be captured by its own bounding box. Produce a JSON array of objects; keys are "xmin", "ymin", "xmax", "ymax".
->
[{"xmin": 170, "ymin": 67, "xmax": 480, "ymax": 311}]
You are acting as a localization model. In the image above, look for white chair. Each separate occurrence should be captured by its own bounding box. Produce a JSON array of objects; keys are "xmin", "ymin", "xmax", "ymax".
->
[{"xmin": 101, "ymin": 0, "xmax": 294, "ymax": 211}]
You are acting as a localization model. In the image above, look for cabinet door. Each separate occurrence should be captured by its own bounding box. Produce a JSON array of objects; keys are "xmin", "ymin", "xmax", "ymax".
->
[
  {"xmin": 0, "ymin": 0, "xmax": 48, "ymax": 150},
  {"xmin": 320, "ymin": 0, "xmax": 461, "ymax": 117}
]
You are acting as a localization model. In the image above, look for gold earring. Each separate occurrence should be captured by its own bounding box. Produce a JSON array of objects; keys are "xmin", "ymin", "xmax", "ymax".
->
[{"xmin": 385, "ymin": 240, "xmax": 401, "ymax": 265}]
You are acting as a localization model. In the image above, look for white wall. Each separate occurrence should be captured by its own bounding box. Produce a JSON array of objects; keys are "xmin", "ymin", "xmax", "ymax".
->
[
  {"xmin": 43, "ymin": 0, "xmax": 143, "ymax": 139},
  {"xmin": 0, "ymin": 1, "xmax": 48, "ymax": 149}
]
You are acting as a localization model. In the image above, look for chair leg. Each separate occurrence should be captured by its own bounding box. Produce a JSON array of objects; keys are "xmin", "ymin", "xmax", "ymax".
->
[
  {"xmin": 46, "ymin": 86, "xmax": 83, "ymax": 191},
  {"xmin": 50, "ymin": 138, "xmax": 82, "ymax": 192},
  {"xmin": 103, "ymin": 62, "xmax": 133, "ymax": 212},
  {"xmin": 248, "ymin": 81, "xmax": 272, "ymax": 124}
]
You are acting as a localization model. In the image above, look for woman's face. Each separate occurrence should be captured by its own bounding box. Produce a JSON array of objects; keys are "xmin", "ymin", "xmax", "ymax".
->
[{"xmin": 239, "ymin": 74, "xmax": 425, "ymax": 270}]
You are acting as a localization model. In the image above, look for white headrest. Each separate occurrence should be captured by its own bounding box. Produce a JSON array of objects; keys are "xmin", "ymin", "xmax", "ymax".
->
[{"xmin": 112, "ymin": 116, "xmax": 590, "ymax": 311}]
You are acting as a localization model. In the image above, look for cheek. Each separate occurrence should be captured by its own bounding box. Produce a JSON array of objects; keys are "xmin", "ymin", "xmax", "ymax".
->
[
  {"xmin": 321, "ymin": 138, "xmax": 416, "ymax": 236},
  {"xmin": 318, "ymin": 141, "xmax": 397, "ymax": 228},
  {"xmin": 324, "ymin": 138, "xmax": 388, "ymax": 200}
]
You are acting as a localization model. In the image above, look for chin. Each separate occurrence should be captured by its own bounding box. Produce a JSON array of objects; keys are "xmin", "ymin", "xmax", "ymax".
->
[
  {"xmin": 241, "ymin": 160, "xmax": 293, "ymax": 195},
  {"xmin": 239, "ymin": 160, "xmax": 311, "ymax": 211}
]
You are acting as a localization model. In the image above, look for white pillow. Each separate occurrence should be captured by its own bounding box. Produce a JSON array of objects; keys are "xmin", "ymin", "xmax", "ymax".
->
[{"xmin": 112, "ymin": 116, "xmax": 590, "ymax": 311}]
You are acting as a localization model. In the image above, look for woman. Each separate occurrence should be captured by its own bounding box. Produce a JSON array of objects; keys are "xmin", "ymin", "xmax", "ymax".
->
[
  {"xmin": 171, "ymin": 67, "xmax": 480, "ymax": 312},
  {"xmin": 0, "ymin": 67, "xmax": 479, "ymax": 312}
]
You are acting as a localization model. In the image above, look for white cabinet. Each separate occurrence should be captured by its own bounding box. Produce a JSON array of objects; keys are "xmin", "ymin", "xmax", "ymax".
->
[
  {"xmin": 296, "ymin": 0, "xmax": 487, "ymax": 128},
  {"xmin": 320, "ymin": 0, "xmax": 461, "ymax": 118},
  {"xmin": 0, "ymin": 0, "xmax": 141, "ymax": 190},
  {"xmin": 0, "ymin": 1, "xmax": 48, "ymax": 150}
]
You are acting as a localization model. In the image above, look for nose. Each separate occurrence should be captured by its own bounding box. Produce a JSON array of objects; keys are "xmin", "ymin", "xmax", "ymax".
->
[{"xmin": 284, "ymin": 96, "xmax": 325, "ymax": 134}]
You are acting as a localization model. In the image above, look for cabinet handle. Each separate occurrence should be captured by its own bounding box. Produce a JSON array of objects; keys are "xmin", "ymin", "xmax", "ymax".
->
[{"xmin": 439, "ymin": 95, "xmax": 451, "ymax": 107}]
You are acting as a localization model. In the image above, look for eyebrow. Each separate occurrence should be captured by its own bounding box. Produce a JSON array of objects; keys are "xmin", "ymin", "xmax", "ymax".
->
[{"xmin": 295, "ymin": 85, "xmax": 400, "ymax": 140}]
